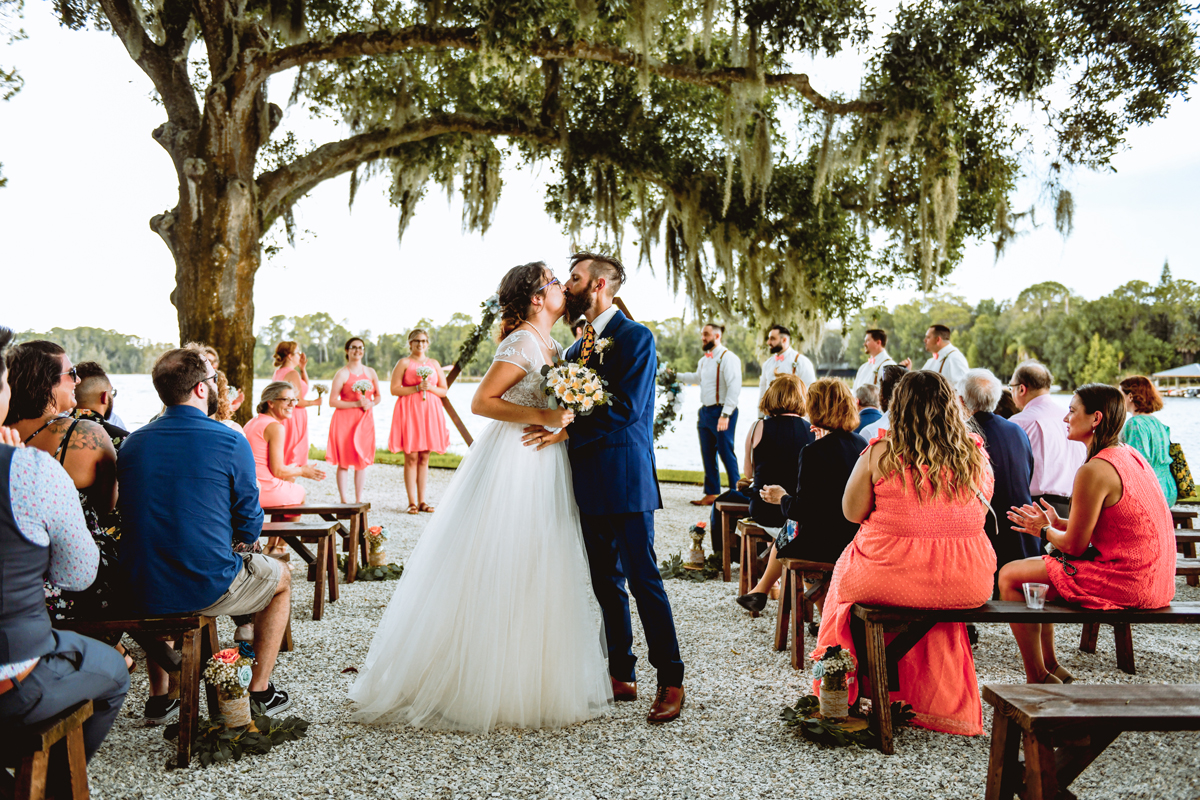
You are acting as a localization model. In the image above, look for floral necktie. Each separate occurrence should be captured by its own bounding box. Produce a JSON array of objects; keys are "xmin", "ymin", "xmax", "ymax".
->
[{"xmin": 580, "ymin": 324, "xmax": 596, "ymax": 364}]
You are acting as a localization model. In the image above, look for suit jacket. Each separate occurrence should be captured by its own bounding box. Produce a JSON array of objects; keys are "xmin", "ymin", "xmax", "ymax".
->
[
  {"xmin": 565, "ymin": 311, "xmax": 663, "ymax": 516},
  {"xmin": 972, "ymin": 411, "xmax": 1042, "ymax": 563}
]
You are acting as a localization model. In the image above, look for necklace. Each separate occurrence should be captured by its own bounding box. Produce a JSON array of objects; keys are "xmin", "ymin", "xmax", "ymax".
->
[{"xmin": 521, "ymin": 322, "xmax": 556, "ymax": 357}]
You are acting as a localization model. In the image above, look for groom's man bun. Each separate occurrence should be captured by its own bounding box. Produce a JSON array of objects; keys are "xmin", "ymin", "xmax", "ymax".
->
[{"xmin": 570, "ymin": 251, "xmax": 625, "ymax": 297}]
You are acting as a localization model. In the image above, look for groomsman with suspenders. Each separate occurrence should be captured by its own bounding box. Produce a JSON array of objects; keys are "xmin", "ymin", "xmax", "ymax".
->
[
  {"xmin": 678, "ymin": 323, "xmax": 742, "ymax": 506},
  {"xmin": 852, "ymin": 328, "xmax": 897, "ymax": 392},
  {"xmin": 901, "ymin": 323, "xmax": 969, "ymax": 387},
  {"xmin": 757, "ymin": 325, "xmax": 816, "ymax": 418}
]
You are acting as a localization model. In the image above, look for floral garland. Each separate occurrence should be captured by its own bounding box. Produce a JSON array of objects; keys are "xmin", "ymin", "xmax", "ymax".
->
[
  {"xmin": 653, "ymin": 363, "xmax": 682, "ymax": 443},
  {"xmin": 454, "ymin": 293, "xmax": 502, "ymax": 370}
]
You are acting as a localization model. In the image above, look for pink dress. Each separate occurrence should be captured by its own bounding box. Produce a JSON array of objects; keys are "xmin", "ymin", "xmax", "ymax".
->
[
  {"xmin": 813, "ymin": 434, "xmax": 997, "ymax": 736},
  {"xmin": 326, "ymin": 370, "xmax": 377, "ymax": 470},
  {"xmin": 273, "ymin": 366, "xmax": 310, "ymax": 466},
  {"xmin": 243, "ymin": 414, "xmax": 306, "ymax": 507},
  {"xmin": 388, "ymin": 361, "xmax": 449, "ymax": 454},
  {"xmin": 1045, "ymin": 445, "xmax": 1176, "ymax": 610}
]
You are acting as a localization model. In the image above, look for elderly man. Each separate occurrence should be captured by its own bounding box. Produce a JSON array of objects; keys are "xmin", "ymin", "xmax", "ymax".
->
[
  {"xmin": 1009, "ymin": 360, "xmax": 1086, "ymax": 518},
  {"xmin": 959, "ymin": 369, "xmax": 1042, "ymax": 592},
  {"xmin": 71, "ymin": 362, "xmax": 130, "ymax": 447},
  {"xmin": 678, "ymin": 323, "xmax": 743, "ymax": 506},
  {"xmin": 757, "ymin": 325, "xmax": 815, "ymax": 417},
  {"xmin": 118, "ymin": 348, "xmax": 294, "ymax": 723},
  {"xmin": 852, "ymin": 329, "xmax": 897, "ymax": 391},
  {"xmin": 854, "ymin": 384, "xmax": 884, "ymax": 434},
  {"xmin": 902, "ymin": 324, "xmax": 969, "ymax": 387}
]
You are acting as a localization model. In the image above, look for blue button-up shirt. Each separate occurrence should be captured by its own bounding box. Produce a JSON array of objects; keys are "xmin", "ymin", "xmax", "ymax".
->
[{"xmin": 116, "ymin": 405, "xmax": 263, "ymax": 614}]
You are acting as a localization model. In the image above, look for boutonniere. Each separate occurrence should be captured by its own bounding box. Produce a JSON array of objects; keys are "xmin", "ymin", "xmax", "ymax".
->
[{"xmin": 594, "ymin": 337, "xmax": 614, "ymax": 364}]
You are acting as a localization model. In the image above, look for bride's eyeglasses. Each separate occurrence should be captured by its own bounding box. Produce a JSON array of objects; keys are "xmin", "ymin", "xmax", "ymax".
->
[{"xmin": 537, "ymin": 277, "xmax": 561, "ymax": 292}]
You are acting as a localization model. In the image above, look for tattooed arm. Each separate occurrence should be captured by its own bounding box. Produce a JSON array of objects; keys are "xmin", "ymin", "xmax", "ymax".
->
[{"xmin": 57, "ymin": 418, "xmax": 119, "ymax": 514}]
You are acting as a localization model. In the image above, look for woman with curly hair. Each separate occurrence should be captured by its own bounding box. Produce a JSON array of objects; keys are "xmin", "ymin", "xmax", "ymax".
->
[{"xmin": 813, "ymin": 370, "xmax": 997, "ymax": 736}]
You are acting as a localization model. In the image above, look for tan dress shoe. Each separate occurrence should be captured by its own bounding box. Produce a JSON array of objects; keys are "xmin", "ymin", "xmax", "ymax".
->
[
  {"xmin": 689, "ymin": 495, "xmax": 718, "ymax": 506},
  {"xmin": 647, "ymin": 685, "xmax": 684, "ymax": 723},
  {"xmin": 611, "ymin": 678, "xmax": 637, "ymax": 702}
]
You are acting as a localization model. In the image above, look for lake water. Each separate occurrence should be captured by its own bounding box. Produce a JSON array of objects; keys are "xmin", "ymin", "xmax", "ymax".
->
[{"xmin": 106, "ymin": 375, "xmax": 1200, "ymax": 473}]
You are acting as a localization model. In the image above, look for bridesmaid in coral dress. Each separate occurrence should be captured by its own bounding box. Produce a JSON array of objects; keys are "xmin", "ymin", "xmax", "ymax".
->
[
  {"xmin": 388, "ymin": 329, "xmax": 449, "ymax": 514},
  {"xmin": 1003, "ymin": 383, "xmax": 1175, "ymax": 684},
  {"xmin": 272, "ymin": 341, "xmax": 321, "ymax": 466},
  {"xmin": 327, "ymin": 337, "xmax": 381, "ymax": 503},
  {"xmin": 816, "ymin": 370, "xmax": 997, "ymax": 736}
]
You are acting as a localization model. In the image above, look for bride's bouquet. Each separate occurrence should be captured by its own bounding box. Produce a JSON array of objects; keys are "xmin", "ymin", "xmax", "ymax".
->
[
  {"xmin": 415, "ymin": 365, "xmax": 434, "ymax": 400},
  {"xmin": 540, "ymin": 362, "xmax": 612, "ymax": 416}
]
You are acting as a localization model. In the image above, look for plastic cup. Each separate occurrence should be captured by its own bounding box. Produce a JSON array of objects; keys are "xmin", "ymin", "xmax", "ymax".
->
[{"xmin": 1022, "ymin": 582, "xmax": 1049, "ymax": 610}]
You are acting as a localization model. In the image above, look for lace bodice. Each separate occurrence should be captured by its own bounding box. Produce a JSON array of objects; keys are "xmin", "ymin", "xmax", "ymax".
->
[{"xmin": 493, "ymin": 330, "xmax": 562, "ymax": 408}]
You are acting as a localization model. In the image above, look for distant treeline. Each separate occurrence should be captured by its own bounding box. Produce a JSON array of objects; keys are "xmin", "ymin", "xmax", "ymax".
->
[{"xmin": 13, "ymin": 327, "xmax": 176, "ymax": 374}]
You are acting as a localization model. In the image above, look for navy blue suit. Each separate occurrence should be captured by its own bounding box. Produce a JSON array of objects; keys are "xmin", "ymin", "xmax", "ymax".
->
[
  {"xmin": 566, "ymin": 310, "xmax": 684, "ymax": 687},
  {"xmin": 973, "ymin": 412, "xmax": 1043, "ymax": 590}
]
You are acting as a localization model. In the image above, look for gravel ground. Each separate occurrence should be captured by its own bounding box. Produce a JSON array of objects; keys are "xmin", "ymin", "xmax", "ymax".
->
[{"xmin": 89, "ymin": 467, "xmax": 1200, "ymax": 799}]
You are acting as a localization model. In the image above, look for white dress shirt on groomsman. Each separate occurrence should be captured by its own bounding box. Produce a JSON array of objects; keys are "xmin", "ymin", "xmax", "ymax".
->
[
  {"xmin": 852, "ymin": 328, "xmax": 897, "ymax": 392},
  {"xmin": 757, "ymin": 324, "xmax": 816, "ymax": 418},
  {"xmin": 678, "ymin": 323, "xmax": 743, "ymax": 505},
  {"xmin": 901, "ymin": 324, "xmax": 969, "ymax": 388}
]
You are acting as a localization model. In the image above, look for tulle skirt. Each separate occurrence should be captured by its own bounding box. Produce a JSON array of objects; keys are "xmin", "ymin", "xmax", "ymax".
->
[{"xmin": 348, "ymin": 419, "xmax": 613, "ymax": 731}]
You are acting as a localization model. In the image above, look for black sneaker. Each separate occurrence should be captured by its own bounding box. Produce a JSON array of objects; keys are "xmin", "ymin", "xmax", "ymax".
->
[
  {"xmin": 249, "ymin": 683, "xmax": 293, "ymax": 717},
  {"xmin": 143, "ymin": 695, "xmax": 180, "ymax": 726}
]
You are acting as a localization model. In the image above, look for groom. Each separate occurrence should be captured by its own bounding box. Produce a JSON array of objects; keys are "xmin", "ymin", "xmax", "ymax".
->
[{"xmin": 525, "ymin": 251, "xmax": 685, "ymax": 723}]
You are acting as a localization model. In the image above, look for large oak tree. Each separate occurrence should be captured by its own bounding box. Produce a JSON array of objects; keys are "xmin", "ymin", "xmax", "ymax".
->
[{"xmin": 47, "ymin": 0, "xmax": 1197, "ymax": 416}]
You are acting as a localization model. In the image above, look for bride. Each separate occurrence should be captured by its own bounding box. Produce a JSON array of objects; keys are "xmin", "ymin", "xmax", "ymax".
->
[{"xmin": 348, "ymin": 261, "xmax": 613, "ymax": 731}]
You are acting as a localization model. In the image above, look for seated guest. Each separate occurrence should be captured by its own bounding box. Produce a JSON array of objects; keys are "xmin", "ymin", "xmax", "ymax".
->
[
  {"xmin": 212, "ymin": 371, "xmax": 243, "ymax": 433},
  {"xmin": 857, "ymin": 364, "xmax": 906, "ymax": 440},
  {"xmin": 740, "ymin": 379, "xmax": 865, "ymax": 613},
  {"xmin": 0, "ymin": 327, "xmax": 129, "ymax": 762},
  {"xmin": 118, "ymin": 349, "xmax": 294, "ymax": 721},
  {"xmin": 853, "ymin": 384, "xmax": 883, "ymax": 434},
  {"xmin": 994, "ymin": 388, "xmax": 1020, "ymax": 419},
  {"xmin": 1009, "ymin": 360, "xmax": 1086, "ymax": 519},
  {"xmin": 71, "ymin": 362, "xmax": 130, "ymax": 448},
  {"xmin": 201, "ymin": 345, "xmax": 243, "ymax": 413},
  {"xmin": 816, "ymin": 370, "xmax": 996, "ymax": 735},
  {"xmin": 1119, "ymin": 375, "xmax": 1177, "ymax": 506},
  {"xmin": 959, "ymin": 369, "xmax": 1041, "ymax": 593},
  {"xmin": 1002, "ymin": 384, "xmax": 1176, "ymax": 684}
]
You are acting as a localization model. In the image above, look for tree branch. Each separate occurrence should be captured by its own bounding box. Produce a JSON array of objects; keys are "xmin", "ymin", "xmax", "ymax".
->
[{"xmin": 260, "ymin": 26, "xmax": 880, "ymax": 115}]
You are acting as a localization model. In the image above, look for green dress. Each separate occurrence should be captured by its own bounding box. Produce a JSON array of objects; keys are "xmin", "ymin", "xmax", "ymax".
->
[{"xmin": 1121, "ymin": 414, "xmax": 1177, "ymax": 506}]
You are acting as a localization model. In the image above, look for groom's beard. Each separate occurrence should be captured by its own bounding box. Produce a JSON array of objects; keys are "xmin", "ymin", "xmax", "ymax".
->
[
  {"xmin": 702, "ymin": 340, "xmax": 715, "ymax": 352},
  {"xmin": 769, "ymin": 344, "xmax": 783, "ymax": 354},
  {"xmin": 563, "ymin": 283, "xmax": 597, "ymax": 321}
]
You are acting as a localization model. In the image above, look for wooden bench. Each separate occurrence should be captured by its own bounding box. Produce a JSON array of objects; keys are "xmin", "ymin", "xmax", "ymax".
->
[
  {"xmin": 774, "ymin": 558, "xmax": 836, "ymax": 669},
  {"xmin": 1172, "ymin": 507, "xmax": 1197, "ymax": 529},
  {"xmin": 55, "ymin": 616, "xmax": 219, "ymax": 768},
  {"xmin": 0, "ymin": 700, "xmax": 92, "ymax": 800},
  {"xmin": 714, "ymin": 499, "xmax": 749, "ymax": 582},
  {"xmin": 262, "ymin": 521, "xmax": 340, "ymax": 621},
  {"xmin": 983, "ymin": 683, "xmax": 1200, "ymax": 800},
  {"xmin": 849, "ymin": 600, "xmax": 1200, "ymax": 754},
  {"xmin": 262, "ymin": 502, "xmax": 370, "ymax": 582},
  {"xmin": 735, "ymin": 519, "xmax": 774, "ymax": 604},
  {"xmin": 1174, "ymin": 507, "xmax": 1198, "ymax": 587}
]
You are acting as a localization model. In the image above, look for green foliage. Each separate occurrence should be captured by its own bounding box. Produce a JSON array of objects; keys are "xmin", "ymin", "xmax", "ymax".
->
[
  {"xmin": 780, "ymin": 694, "xmax": 915, "ymax": 749},
  {"xmin": 659, "ymin": 551, "xmax": 723, "ymax": 582},
  {"xmin": 337, "ymin": 554, "xmax": 404, "ymax": 580},
  {"xmin": 15, "ymin": 327, "xmax": 176, "ymax": 373},
  {"xmin": 193, "ymin": 703, "xmax": 310, "ymax": 767}
]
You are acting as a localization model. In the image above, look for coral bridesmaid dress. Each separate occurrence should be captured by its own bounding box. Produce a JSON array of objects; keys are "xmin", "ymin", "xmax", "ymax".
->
[
  {"xmin": 243, "ymin": 414, "xmax": 305, "ymax": 507},
  {"xmin": 327, "ymin": 371, "xmax": 377, "ymax": 470},
  {"xmin": 274, "ymin": 366, "xmax": 310, "ymax": 466},
  {"xmin": 388, "ymin": 361, "xmax": 449, "ymax": 454}
]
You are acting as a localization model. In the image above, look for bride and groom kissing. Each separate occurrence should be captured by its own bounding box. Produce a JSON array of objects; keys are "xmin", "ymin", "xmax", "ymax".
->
[{"xmin": 348, "ymin": 252, "xmax": 685, "ymax": 731}]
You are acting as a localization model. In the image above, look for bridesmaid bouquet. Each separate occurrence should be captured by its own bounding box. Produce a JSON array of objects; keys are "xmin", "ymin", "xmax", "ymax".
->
[
  {"xmin": 351, "ymin": 379, "xmax": 372, "ymax": 395},
  {"xmin": 415, "ymin": 365, "xmax": 434, "ymax": 400},
  {"xmin": 313, "ymin": 383, "xmax": 327, "ymax": 415},
  {"xmin": 540, "ymin": 362, "xmax": 612, "ymax": 416}
]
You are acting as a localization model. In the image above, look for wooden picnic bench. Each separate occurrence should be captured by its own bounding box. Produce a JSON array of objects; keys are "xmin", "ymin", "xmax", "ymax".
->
[
  {"xmin": 1174, "ymin": 507, "xmax": 1198, "ymax": 587},
  {"xmin": 774, "ymin": 557, "xmax": 836, "ymax": 668},
  {"xmin": 735, "ymin": 519, "xmax": 774, "ymax": 602},
  {"xmin": 849, "ymin": 600, "xmax": 1200, "ymax": 754},
  {"xmin": 262, "ymin": 521, "xmax": 340, "ymax": 621},
  {"xmin": 714, "ymin": 498, "xmax": 749, "ymax": 582},
  {"xmin": 1, "ymin": 699, "xmax": 92, "ymax": 800},
  {"xmin": 261, "ymin": 502, "xmax": 370, "ymax": 582},
  {"xmin": 983, "ymin": 683, "xmax": 1200, "ymax": 800}
]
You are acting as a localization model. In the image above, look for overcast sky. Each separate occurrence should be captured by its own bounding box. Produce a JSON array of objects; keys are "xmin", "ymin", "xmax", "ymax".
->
[{"xmin": 2, "ymin": 4, "xmax": 1197, "ymax": 344}]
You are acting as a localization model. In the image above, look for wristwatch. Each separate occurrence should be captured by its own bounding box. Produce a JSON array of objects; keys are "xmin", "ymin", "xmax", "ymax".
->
[
  {"xmin": 1039, "ymin": 525, "xmax": 1050, "ymax": 540},
  {"xmin": 720, "ymin": 413, "xmax": 730, "ymax": 419}
]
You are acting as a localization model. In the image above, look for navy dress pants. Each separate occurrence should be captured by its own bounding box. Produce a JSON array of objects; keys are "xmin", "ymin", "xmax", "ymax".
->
[
  {"xmin": 580, "ymin": 511, "xmax": 685, "ymax": 687},
  {"xmin": 697, "ymin": 405, "xmax": 740, "ymax": 495}
]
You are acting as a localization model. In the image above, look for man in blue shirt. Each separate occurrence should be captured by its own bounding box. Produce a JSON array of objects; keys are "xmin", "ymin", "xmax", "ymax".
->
[{"xmin": 118, "ymin": 347, "xmax": 293, "ymax": 722}]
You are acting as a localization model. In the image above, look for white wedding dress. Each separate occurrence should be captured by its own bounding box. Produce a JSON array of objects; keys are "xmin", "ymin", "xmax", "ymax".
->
[{"xmin": 348, "ymin": 330, "xmax": 613, "ymax": 731}]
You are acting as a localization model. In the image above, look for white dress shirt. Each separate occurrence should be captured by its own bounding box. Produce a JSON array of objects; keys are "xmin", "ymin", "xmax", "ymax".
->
[
  {"xmin": 678, "ymin": 344, "xmax": 742, "ymax": 416},
  {"xmin": 852, "ymin": 349, "xmax": 897, "ymax": 391},
  {"xmin": 920, "ymin": 343, "xmax": 969, "ymax": 388},
  {"xmin": 758, "ymin": 348, "xmax": 816, "ymax": 416},
  {"xmin": 1010, "ymin": 394, "xmax": 1086, "ymax": 498},
  {"xmin": 588, "ymin": 304, "xmax": 620, "ymax": 337},
  {"xmin": 858, "ymin": 411, "xmax": 891, "ymax": 441}
]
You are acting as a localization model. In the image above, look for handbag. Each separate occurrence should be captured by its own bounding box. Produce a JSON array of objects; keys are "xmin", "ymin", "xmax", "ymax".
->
[{"xmin": 1170, "ymin": 443, "xmax": 1195, "ymax": 500}]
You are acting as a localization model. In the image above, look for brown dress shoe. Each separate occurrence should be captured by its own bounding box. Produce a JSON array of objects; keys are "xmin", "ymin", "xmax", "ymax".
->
[
  {"xmin": 689, "ymin": 495, "xmax": 718, "ymax": 506},
  {"xmin": 611, "ymin": 678, "xmax": 637, "ymax": 702},
  {"xmin": 647, "ymin": 685, "xmax": 684, "ymax": 724}
]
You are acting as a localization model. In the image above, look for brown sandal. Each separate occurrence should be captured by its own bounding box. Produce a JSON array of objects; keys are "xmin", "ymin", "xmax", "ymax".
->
[
  {"xmin": 406, "ymin": 503, "xmax": 419, "ymax": 515},
  {"xmin": 418, "ymin": 503, "xmax": 435, "ymax": 513},
  {"xmin": 115, "ymin": 643, "xmax": 137, "ymax": 674}
]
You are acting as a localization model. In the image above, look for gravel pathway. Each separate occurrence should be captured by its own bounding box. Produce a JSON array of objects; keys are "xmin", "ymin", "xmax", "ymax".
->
[{"xmin": 89, "ymin": 467, "xmax": 1200, "ymax": 799}]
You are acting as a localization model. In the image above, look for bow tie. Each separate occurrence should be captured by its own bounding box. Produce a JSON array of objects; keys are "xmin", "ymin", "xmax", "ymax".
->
[
  {"xmin": 933, "ymin": 351, "xmax": 940, "ymax": 360},
  {"xmin": 868, "ymin": 356, "xmax": 876, "ymax": 365},
  {"xmin": 705, "ymin": 352, "xmax": 713, "ymax": 359},
  {"xmin": 774, "ymin": 353, "xmax": 785, "ymax": 362}
]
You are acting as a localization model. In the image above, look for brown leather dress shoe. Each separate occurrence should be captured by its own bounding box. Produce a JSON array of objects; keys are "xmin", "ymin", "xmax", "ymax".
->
[
  {"xmin": 647, "ymin": 685, "xmax": 684, "ymax": 723},
  {"xmin": 611, "ymin": 678, "xmax": 637, "ymax": 702},
  {"xmin": 689, "ymin": 495, "xmax": 718, "ymax": 506}
]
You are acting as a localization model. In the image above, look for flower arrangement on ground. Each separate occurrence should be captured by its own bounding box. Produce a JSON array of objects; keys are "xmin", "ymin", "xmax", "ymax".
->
[
  {"xmin": 365, "ymin": 524, "xmax": 390, "ymax": 567},
  {"xmin": 653, "ymin": 363, "xmax": 682, "ymax": 443},
  {"xmin": 540, "ymin": 362, "xmax": 611, "ymax": 415},
  {"xmin": 812, "ymin": 644, "xmax": 857, "ymax": 720},
  {"xmin": 204, "ymin": 642, "xmax": 256, "ymax": 727},
  {"xmin": 685, "ymin": 521, "xmax": 707, "ymax": 570},
  {"xmin": 415, "ymin": 365, "xmax": 434, "ymax": 400}
]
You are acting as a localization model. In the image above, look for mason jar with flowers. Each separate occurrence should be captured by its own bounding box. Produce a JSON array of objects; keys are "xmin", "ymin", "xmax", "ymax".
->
[
  {"xmin": 811, "ymin": 644, "xmax": 857, "ymax": 720},
  {"xmin": 203, "ymin": 643, "xmax": 256, "ymax": 728},
  {"xmin": 365, "ymin": 524, "xmax": 390, "ymax": 567}
]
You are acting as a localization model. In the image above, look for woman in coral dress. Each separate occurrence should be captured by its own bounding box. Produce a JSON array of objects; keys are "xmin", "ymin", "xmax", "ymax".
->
[
  {"xmin": 1003, "ymin": 383, "xmax": 1175, "ymax": 684},
  {"xmin": 388, "ymin": 329, "xmax": 450, "ymax": 514},
  {"xmin": 243, "ymin": 382, "xmax": 327, "ymax": 536},
  {"xmin": 272, "ymin": 341, "xmax": 321, "ymax": 466},
  {"xmin": 327, "ymin": 337, "xmax": 381, "ymax": 503},
  {"xmin": 815, "ymin": 370, "xmax": 997, "ymax": 736}
]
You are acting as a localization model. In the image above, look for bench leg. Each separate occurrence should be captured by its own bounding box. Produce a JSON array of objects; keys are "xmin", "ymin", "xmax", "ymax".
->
[
  {"xmin": 202, "ymin": 619, "xmax": 220, "ymax": 719},
  {"xmin": 65, "ymin": 724, "xmax": 89, "ymax": 799},
  {"xmin": 1113, "ymin": 622, "xmax": 1135, "ymax": 674},
  {"xmin": 178, "ymin": 627, "xmax": 201, "ymax": 768},
  {"xmin": 1021, "ymin": 729, "xmax": 1058, "ymax": 800},
  {"xmin": 738, "ymin": 531, "xmax": 750, "ymax": 597},
  {"xmin": 721, "ymin": 510, "xmax": 733, "ymax": 583},
  {"xmin": 326, "ymin": 535, "xmax": 340, "ymax": 604},
  {"xmin": 864, "ymin": 620, "xmax": 894, "ymax": 755},
  {"xmin": 774, "ymin": 568, "xmax": 791, "ymax": 651},
  {"xmin": 312, "ymin": 537, "xmax": 327, "ymax": 621},
  {"xmin": 345, "ymin": 515, "xmax": 360, "ymax": 583},
  {"xmin": 17, "ymin": 750, "xmax": 49, "ymax": 800},
  {"xmin": 984, "ymin": 712, "xmax": 1020, "ymax": 800},
  {"xmin": 1055, "ymin": 728, "xmax": 1119, "ymax": 790},
  {"xmin": 1079, "ymin": 622, "xmax": 1100, "ymax": 654},
  {"xmin": 790, "ymin": 572, "xmax": 805, "ymax": 669},
  {"xmin": 358, "ymin": 511, "xmax": 369, "ymax": 574}
]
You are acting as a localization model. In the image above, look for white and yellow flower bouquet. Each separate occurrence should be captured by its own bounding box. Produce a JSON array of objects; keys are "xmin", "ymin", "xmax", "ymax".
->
[{"xmin": 540, "ymin": 361, "xmax": 612, "ymax": 416}]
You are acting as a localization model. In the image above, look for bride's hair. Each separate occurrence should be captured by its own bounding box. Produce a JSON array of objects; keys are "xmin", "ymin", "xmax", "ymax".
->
[{"xmin": 497, "ymin": 261, "xmax": 550, "ymax": 340}]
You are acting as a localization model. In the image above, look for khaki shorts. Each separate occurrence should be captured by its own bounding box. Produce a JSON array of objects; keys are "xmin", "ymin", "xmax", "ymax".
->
[{"xmin": 197, "ymin": 554, "xmax": 283, "ymax": 617}]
